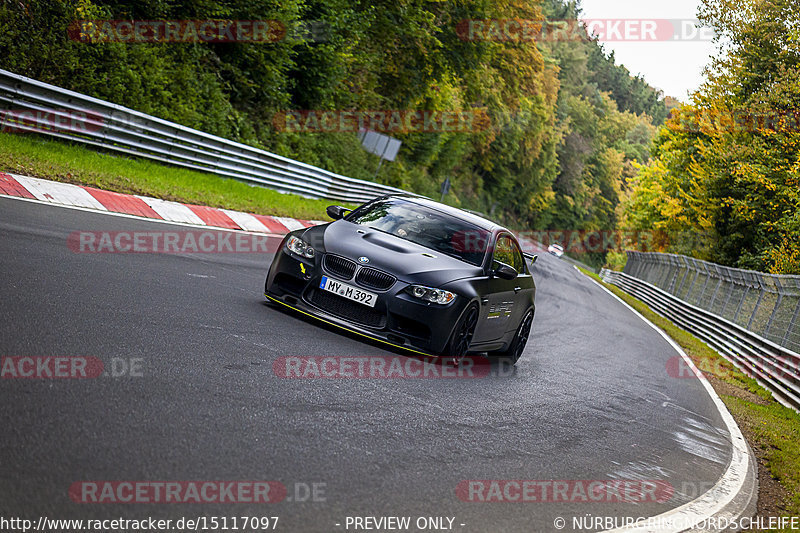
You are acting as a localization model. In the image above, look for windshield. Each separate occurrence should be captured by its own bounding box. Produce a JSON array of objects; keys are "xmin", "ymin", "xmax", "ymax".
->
[{"xmin": 346, "ymin": 198, "xmax": 491, "ymax": 266}]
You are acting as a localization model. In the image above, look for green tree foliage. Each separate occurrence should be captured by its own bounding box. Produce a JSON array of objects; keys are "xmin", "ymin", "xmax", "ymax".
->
[
  {"xmin": 535, "ymin": 0, "xmax": 659, "ymax": 268},
  {"xmin": 0, "ymin": 0, "xmax": 666, "ymax": 243},
  {"xmin": 623, "ymin": 0, "xmax": 800, "ymax": 273}
]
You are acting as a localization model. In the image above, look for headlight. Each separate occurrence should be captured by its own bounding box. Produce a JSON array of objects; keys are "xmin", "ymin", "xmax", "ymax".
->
[
  {"xmin": 286, "ymin": 235, "xmax": 315, "ymax": 259},
  {"xmin": 406, "ymin": 285, "xmax": 456, "ymax": 305}
]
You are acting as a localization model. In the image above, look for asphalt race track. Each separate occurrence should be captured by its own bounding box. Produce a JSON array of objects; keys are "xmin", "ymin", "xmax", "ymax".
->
[{"xmin": 0, "ymin": 196, "xmax": 734, "ymax": 532}]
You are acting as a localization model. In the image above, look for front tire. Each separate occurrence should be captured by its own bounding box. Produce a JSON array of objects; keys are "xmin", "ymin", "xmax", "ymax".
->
[
  {"xmin": 443, "ymin": 303, "xmax": 479, "ymax": 365},
  {"xmin": 494, "ymin": 308, "xmax": 533, "ymax": 365}
]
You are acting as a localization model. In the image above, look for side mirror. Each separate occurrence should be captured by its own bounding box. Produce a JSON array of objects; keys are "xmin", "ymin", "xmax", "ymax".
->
[
  {"xmin": 326, "ymin": 205, "xmax": 349, "ymax": 220},
  {"xmin": 523, "ymin": 252, "xmax": 538, "ymax": 264},
  {"xmin": 493, "ymin": 262, "xmax": 518, "ymax": 280}
]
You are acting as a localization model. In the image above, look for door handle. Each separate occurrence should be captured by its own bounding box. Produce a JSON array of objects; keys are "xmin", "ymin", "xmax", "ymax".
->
[{"xmin": 514, "ymin": 287, "xmax": 522, "ymax": 293}]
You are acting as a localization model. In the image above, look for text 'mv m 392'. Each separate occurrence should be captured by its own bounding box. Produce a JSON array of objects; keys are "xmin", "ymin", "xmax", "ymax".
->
[{"xmin": 264, "ymin": 195, "xmax": 537, "ymax": 364}]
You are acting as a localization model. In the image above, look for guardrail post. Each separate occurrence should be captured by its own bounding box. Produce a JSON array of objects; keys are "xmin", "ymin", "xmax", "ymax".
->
[
  {"xmin": 655, "ymin": 256, "xmax": 665, "ymax": 286},
  {"xmin": 764, "ymin": 277, "xmax": 784, "ymax": 338},
  {"xmin": 666, "ymin": 256, "xmax": 678, "ymax": 293},
  {"xmin": 784, "ymin": 299, "xmax": 800, "ymax": 347},
  {"xmin": 668, "ymin": 256, "xmax": 679, "ymax": 290},
  {"xmin": 686, "ymin": 259, "xmax": 701, "ymax": 301},
  {"xmin": 747, "ymin": 286, "xmax": 766, "ymax": 330},
  {"xmin": 662, "ymin": 255, "xmax": 675, "ymax": 288},
  {"xmin": 698, "ymin": 263, "xmax": 713, "ymax": 307},
  {"xmin": 709, "ymin": 278, "xmax": 723, "ymax": 309},
  {"xmin": 720, "ymin": 269, "xmax": 739, "ymax": 317},
  {"xmin": 734, "ymin": 286, "xmax": 749, "ymax": 323},
  {"xmin": 675, "ymin": 256, "xmax": 691, "ymax": 296},
  {"xmin": 764, "ymin": 293, "xmax": 783, "ymax": 338},
  {"xmin": 0, "ymin": 76, "xmax": 17, "ymax": 122}
]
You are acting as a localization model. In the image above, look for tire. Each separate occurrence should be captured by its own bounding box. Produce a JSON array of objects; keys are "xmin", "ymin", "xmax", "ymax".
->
[
  {"xmin": 443, "ymin": 303, "xmax": 479, "ymax": 365},
  {"xmin": 494, "ymin": 308, "xmax": 534, "ymax": 365}
]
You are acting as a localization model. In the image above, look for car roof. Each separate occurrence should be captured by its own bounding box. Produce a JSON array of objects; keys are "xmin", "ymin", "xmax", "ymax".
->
[{"xmin": 381, "ymin": 195, "xmax": 506, "ymax": 233}]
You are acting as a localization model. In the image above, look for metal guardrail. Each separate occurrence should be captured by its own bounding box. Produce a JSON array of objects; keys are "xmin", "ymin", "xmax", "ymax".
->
[
  {"xmin": 600, "ymin": 268, "xmax": 800, "ymax": 412},
  {"xmin": 623, "ymin": 251, "xmax": 800, "ymax": 354},
  {"xmin": 0, "ymin": 69, "xmax": 412, "ymax": 204}
]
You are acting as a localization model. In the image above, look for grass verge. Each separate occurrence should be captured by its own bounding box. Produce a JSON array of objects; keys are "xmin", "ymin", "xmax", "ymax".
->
[
  {"xmin": 577, "ymin": 266, "xmax": 800, "ymax": 529},
  {"xmin": 0, "ymin": 132, "xmax": 355, "ymax": 220}
]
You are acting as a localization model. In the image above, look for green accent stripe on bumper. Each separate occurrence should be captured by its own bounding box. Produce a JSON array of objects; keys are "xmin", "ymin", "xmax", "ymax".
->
[{"xmin": 264, "ymin": 293, "xmax": 438, "ymax": 358}]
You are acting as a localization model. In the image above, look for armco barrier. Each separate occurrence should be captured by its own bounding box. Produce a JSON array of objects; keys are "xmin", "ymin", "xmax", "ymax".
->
[
  {"xmin": 624, "ymin": 251, "xmax": 800, "ymax": 353},
  {"xmin": 600, "ymin": 268, "xmax": 800, "ymax": 412},
  {"xmin": 0, "ymin": 69, "xmax": 412, "ymax": 204}
]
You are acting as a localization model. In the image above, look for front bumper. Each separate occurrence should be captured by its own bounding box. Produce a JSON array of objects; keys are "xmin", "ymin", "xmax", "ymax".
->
[{"xmin": 264, "ymin": 249, "xmax": 470, "ymax": 355}]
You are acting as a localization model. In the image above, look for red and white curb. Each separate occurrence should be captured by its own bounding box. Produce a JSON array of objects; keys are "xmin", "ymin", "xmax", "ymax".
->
[
  {"xmin": 0, "ymin": 172, "xmax": 551, "ymax": 256},
  {"xmin": 0, "ymin": 172, "xmax": 324, "ymax": 235}
]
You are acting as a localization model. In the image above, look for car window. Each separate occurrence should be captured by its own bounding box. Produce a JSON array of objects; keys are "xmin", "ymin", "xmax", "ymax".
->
[
  {"xmin": 346, "ymin": 198, "xmax": 491, "ymax": 266},
  {"xmin": 493, "ymin": 235, "xmax": 525, "ymax": 274}
]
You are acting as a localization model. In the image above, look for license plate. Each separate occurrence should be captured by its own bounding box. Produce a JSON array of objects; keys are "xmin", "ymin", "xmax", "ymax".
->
[{"xmin": 320, "ymin": 276, "xmax": 377, "ymax": 307}]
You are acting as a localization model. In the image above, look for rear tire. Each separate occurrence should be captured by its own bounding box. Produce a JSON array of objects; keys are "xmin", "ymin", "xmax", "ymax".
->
[
  {"xmin": 443, "ymin": 303, "xmax": 479, "ymax": 365},
  {"xmin": 494, "ymin": 309, "xmax": 533, "ymax": 365}
]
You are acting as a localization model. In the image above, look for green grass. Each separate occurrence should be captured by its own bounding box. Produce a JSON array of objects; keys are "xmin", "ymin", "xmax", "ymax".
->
[
  {"xmin": 577, "ymin": 266, "xmax": 800, "ymax": 523},
  {"xmin": 0, "ymin": 132, "xmax": 355, "ymax": 220},
  {"xmin": 578, "ymin": 267, "xmax": 604, "ymax": 283}
]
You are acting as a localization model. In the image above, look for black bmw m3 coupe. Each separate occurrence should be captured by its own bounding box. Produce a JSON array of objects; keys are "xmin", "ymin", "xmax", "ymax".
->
[{"xmin": 265, "ymin": 195, "xmax": 537, "ymax": 364}]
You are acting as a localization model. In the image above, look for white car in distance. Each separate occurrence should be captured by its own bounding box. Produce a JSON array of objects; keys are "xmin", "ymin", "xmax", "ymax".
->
[{"xmin": 547, "ymin": 243, "xmax": 564, "ymax": 258}]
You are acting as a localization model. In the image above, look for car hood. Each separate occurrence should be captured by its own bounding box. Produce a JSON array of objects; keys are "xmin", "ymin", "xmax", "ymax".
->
[{"xmin": 301, "ymin": 220, "xmax": 484, "ymax": 286}]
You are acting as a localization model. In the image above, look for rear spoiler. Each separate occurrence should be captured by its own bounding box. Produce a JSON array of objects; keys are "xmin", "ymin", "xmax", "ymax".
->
[{"xmin": 522, "ymin": 252, "xmax": 538, "ymax": 264}]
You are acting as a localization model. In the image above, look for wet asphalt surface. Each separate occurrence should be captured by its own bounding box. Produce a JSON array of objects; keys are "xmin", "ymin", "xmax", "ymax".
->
[{"xmin": 0, "ymin": 196, "xmax": 732, "ymax": 532}]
